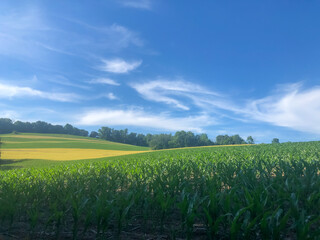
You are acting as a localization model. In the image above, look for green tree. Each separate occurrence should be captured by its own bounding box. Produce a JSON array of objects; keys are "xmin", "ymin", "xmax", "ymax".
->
[
  {"xmin": 98, "ymin": 127, "xmax": 112, "ymax": 140},
  {"xmin": 89, "ymin": 131, "xmax": 99, "ymax": 138},
  {"xmin": 231, "ymin": 134, "xmax": 246, "ymax": 144},
  {"xmin": 0, "ymin": 137, "xmax": 2, "ymax": 162},
  {"xmin": 198, "ymin": 133, "xmax": 212, "ymax": 146},
  {"xmin": 272, "ymin": 138, "xmax": 280, "ymax": 144},
  {"xmin": 149, "ymin": 134, "xmax": 172, "ymax": 150},
  {"xmin": 0, "ymin": 118, "xmax": 13, "ymax": 134},
  {"xmin": 216, "ymin": 135, "xmax": 230, "ymax": 145},
  {"xmin": 246, "ymin": 136, "xmax": 254, "ymax": 144}
]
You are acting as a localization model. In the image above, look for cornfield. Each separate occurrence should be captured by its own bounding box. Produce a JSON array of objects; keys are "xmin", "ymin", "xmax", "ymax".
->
[{"xmin": 0, "ymin": 142, "xmax": 320, "ymax": 239}]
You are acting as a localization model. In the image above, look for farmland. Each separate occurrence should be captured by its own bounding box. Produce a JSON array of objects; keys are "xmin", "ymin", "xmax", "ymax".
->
[
  {"xmin": 0, "ymin": 133, "xmax": 149, "ymax": 169},
  {"xmin": 0, "ymin": 136, "xmax": 320, "ymax": 239}
]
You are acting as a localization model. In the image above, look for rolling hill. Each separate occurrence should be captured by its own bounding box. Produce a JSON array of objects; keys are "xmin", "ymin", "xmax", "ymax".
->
[{"xmin": 0, "ymin": 133, "xmax": 150, "ymax": 169}]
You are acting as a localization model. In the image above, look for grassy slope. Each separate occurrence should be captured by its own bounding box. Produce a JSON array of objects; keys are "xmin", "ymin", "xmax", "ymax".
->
[
  {"xmin": 0, "ymin": 133, "xmax": 257, "ymax": 170},
  {"xmin": 0, "ymin": 133, "xmax": 150, "ymax": 150},
  {"xmin": 0, "ymin": 133, "xmax": 150, "ymax": 170}
]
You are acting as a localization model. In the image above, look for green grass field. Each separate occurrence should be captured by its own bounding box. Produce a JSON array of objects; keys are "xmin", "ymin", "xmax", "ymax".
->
[
  {"xmin": 0, "ymin": 133, "xmax": 150, "ymax": 150},
  {"xmin": 0, "ymin": 133, "xmax": 150, "ymax": 169},
  {"xmin": 1, "ymin": 134, "xmax": 320, "ymax": 239}
]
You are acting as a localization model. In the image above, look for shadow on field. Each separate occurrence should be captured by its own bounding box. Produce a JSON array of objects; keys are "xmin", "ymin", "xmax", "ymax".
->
[{"xmin": 0, "ymin": 159, "xmax": 28, "ymax": 170}]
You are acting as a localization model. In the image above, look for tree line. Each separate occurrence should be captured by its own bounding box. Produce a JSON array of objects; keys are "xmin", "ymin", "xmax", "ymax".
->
[
  {"xmin": 0, "ymin": 118, "xmax": 255, "ymax": 150},
  {"xmin": 0, "ymin": 118, "xmax": 88, "ymax": 136},
  {"xmin": 97, "ymin": 126, "xmax": 254, "ymax": 150}
]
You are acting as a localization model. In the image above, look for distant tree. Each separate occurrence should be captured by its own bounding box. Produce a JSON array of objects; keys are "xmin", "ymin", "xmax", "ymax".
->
[
  {"xmin": 127, "ymin": 132, "xmax": 137, "ymax": 145},
  {"xmin": 216, "ymin": 135, "xmax": 234, "ymax": 145},
  {"xmin": 149, "ymin": 134, "xmax": 173, "ymax": 150},
  {"xmin": 136, "ymin": 134, "xmax": 148, "ymax": 146},
  {"xmin": 0, "ymin": 118, "xmax": 13, "ymax": 134},
  {"xmin": 216, "ymin": 134, "xmax": 246, "ymax": 145},
  {"xmin": 231, "ymin": 134, "xmax": 246, "ymax": 144},
  {"xmin": 246, "ymin": 136, "xmax": 254, "ymax": 144},
  {"xmin": 98, "ymin": 127, "xmax": 112, "ymax": 140},
  {"xmin": 169, "ymin": 131, "xmax": 187, "ymax": 148},
  {"xmin": 272, "ymin": 138, "xmax": 280, "ymax": 144},
  {"xmin": 198, "ymin": 133, "xmax": 213, "ymax": 146},
  {"xmin": 145, "ymin": 134, "xmax": 153, "ymax": 145},
  {"xmin": 89, "ymin": 131, "xmax": 99, "ymax": 138},
  {"xmin": 79, "ymin": 129, "xmax": 89, "ymax": 137},
  {"xmin": 0, "ymin": 137, "xmax": 2, "ymax": 162},
  {"xmin": 0, "ymin": 118, "xmax": 88, "ymax": 137}
]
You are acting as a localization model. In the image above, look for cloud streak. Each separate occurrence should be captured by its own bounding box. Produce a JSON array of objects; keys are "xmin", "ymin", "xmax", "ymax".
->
[
  {"xmin": 131, "ymin": 79, "xmax": 229, "ymax": 111},
  {"xmin": 246, "ymin": 83, "xmax": 320, "ymax": 134},
  {"xmin": 119, "ymin": 0, "xmax": 152, "ymax": 10},
  {"xmin": 0, "ymin": 83, "xmax": 79, "ymax": 102},
  {"xmin": 78, "ymin": 108, "xmax": 213, "ymax": 132},
  {"xmin": 131, "ymin": 79, "xmax": 320, "ymax": 135},
  {"xmin": 89, "ymin": 78, "xmax": 120, "ymax": 86},
  {"xmin": 100, "ymin": 58, "xmax": 142, "ymax": 73},
  {"xmin": 0, "ymin": 8, "xmax": 144, "ymax": 62},
  {"xmin": 106, "ymin": 93, "xmax": 118, "ymax": 100}
]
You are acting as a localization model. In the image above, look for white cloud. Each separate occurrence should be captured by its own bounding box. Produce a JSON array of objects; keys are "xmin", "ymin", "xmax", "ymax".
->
[
  {"xmin": 89, "ymin": 78, "xmax": 120, "ymax": 86},
  {"xmin": 0, "ymin": 83, "xmax": 79, "ymax": 102},
  {"xmin": 47, "ymin": 75, "xmax": 91, "ymax": 89},
  {"xmin": 119, "ymin": 0, "xmax": 152, "ymax": 10},
  {"xmin": 246, "ymin": 83, "xmax": 320, "ymax": 134},
  {"xmin": 106, "ymin": 93, "xmax": 118, "ymax": 100},
  {"xmin": 0, "ymin": 110, "xmax": 20, "ymax": 119},
  {"xmin": 0, "ymin": 8, "xmax": 75, "ymax": 59},
  {"xmin": 131, "ymin": 79, "xmax": 225, "ymax": 110},
  {"xmin": 0, "ymin": 8, "xmax": 144, "ymax": 61},
  {"xmin": 100, "ymin": 58, "xmax": 142, "ymax": 74},
  {"xmin": 108, "ymin": 23, "xmax": 144, "ymax": 48},
  {"xmin": 130, "ymin": 80, "xmax": 320, "ymax": 135},
  {"xmin": 78, "ymin": 108, "xmax": 213, "ymax": 132},
  {"xmin": 67, "ymin": 21, "xmax": 144, "ymax": 50},
  {"xmin": 0, "ymin": 9, "xmax": 47, "ymax": 58}
]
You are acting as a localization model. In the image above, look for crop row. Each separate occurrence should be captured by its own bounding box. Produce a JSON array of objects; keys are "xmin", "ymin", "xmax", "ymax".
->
[{"xmin": 0, "ymin": 142, "xmax": 320, "ymax": 239}]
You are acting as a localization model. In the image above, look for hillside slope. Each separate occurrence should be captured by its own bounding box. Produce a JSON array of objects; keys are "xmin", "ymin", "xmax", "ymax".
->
[{"xmin": 0, "ymin": 133, "xmax": 150, "ymax": 169}]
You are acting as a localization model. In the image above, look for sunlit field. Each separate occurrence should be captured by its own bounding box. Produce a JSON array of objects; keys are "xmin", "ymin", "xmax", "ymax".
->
[
  {"xmin": 1, "ymin": 148, "xmax": 149, "ymax": 161},
  {"xmin": 0, "ymin": 133, "xmax": 150, "ymax": 169},
  {"xmin": 1, "ymin": 139, "xmax": 320, "ymax": 239}
]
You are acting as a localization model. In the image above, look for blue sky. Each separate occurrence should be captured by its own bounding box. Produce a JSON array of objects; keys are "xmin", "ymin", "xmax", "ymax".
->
[{"xmin": 1, "ymin": 0, "xmax": 320, "ymax": 143}]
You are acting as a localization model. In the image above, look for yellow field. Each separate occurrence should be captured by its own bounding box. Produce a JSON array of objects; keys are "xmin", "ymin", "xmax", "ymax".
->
[{"xmin": 2, "ymin": 148, "xmax": 149, "ymax": 161}]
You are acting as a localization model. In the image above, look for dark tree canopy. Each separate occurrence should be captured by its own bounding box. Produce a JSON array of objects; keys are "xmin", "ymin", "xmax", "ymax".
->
[
  {"xmin": 97, "ymin": 128, "xmax": 214, "ymax": 149},
  {"xmin": 0, "ymin": 118, "xmax": 88, "ymax": 137},
  {"xmin": 246, "ymin": 136, "xmax": 254, "ymax": 144},
  {"xmin": 216, "ymin": 134, "xmax": 246, "ymax": 145},
  {"xmin": 272, "ymin": 138, "xmax": 280, "ymax": 144},
  {"xmin": 98, "ymin": 127, "xmax": 148, "ymax": 146},
  {"xmin": 89, "ymin": 131, "xmax": 99, "ymax": 138},
  {"xmin": 0, "ymin": 137, "xmax": 2, "ymax": 161}
]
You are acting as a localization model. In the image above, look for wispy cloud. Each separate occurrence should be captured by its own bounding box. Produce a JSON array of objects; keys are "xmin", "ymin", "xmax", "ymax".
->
[
  {"xmin": 131, "ymin": 79, "xmax": 225, "ymax": 111},
  {"xmin": 246, "ymin": 83, "xmax": 320, "ymax": 134},
  {"xmin": 0, "ymin": 8, "xmax": 144, "ymax": 61},
  {"xmin": 0, "ymin": 83, "xmax": 79, "ymax": 102},
  {"xmin": 106, "ymin": 93, "xmax": 118, "ymax": 100},
  {"xmin": 119, "ymin": 0, "xmax": 152, "ymax": 10},
  {"xmin": 89, "ymin": 78, "xmax": 120, "ymax": 86},
  {"xmin": 46, "ymin": 75, "xmax": 91, "ymax": 89},
  {"xmin": 100, "ymin": 58, "xmax": 142, "ymax": 73},
  {"xmin": 130, "ymin": 79, "xmax": 320, "ymax": 135},
  {"xmin": 66, "ymin": 21, "xmax": 144, "ymax": 50},
  {"xmin": 0, "ymin": 110, "xmax": 20, "ymax": 119},
  {"xmin": 78, "ymin": 108, "xmax": 213, "ymax": 132},
  {"xmin": 107, "ymin": 23, "xmax": 144, "ymax": 48},
  {"xmin": 0, "ymin": 8, "xmax": 51, "ymax": 59}
]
